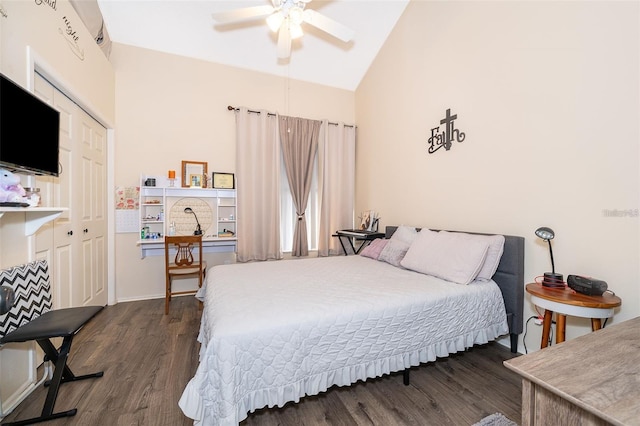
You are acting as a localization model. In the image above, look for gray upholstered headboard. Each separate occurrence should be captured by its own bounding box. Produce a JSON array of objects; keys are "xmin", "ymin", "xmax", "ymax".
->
[{"xmin": 385, "ymin": 226, "xmax": 525, "ymax": 353}]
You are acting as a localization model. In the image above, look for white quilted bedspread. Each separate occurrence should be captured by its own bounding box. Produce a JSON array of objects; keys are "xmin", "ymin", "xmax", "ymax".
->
[{"xmin": 179, "ymin": 255, "xmax": 508, "ymax": 425}]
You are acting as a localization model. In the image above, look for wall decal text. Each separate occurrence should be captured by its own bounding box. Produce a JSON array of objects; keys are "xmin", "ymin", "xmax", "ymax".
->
[
  {"xmin": 35, "ymin": 0, "xmax": 57, "ymax": 11},
  {"xmin": 427, "ymin": 108, "xmax": 466, "ymax": 154},
  {"xmin": 59, "ymin": 16, "xmax": 85, "ymax": 60}
]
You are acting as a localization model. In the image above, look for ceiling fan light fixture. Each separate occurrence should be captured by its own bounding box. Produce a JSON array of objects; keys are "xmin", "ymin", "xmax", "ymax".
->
[
  {"xmin": 214, "ymin": 0, "xmax": 355, "ymax": 58},
  {"xmin": 288, "ymin": 6, "xmax": 304, "ymax": 25},
  {"xmin": 266, "ymin": 12, "xmax": 284, "ymax": 32},
  {"xmin": 289, "ymin": 21, "xmax": 304, "ymax": 39}
]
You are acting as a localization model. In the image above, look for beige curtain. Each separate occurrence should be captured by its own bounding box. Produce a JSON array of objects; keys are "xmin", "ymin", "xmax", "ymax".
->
[
  {"xmin": 317, "ymin": 121, "xmax": 356, "ymax": 256},
  {"xmin": 235, "ymin": 107, "xmax": 282, "ymax": 262},
  {"xmin": 279, "ymin": 115, "xmax": 321, "ymax": 257}
]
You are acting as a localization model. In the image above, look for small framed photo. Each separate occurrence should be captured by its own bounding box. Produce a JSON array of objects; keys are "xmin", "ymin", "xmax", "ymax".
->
[
  {"xmin": 181, "ymin": 160, "xmax": 208, "ymax": 188},
  {"xmin": 189, "ymin": 174, "xmax": 202, "ymax": 188},
  {"xmin": 359, "ymin": 210, "xmax": 371, "ymax": 230},
  {"xmin": 212, "ymin": 172, "xmax": 235, "ymax": 189}
]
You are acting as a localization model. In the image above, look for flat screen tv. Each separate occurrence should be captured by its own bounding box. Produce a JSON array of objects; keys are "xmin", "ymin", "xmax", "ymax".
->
[{"xmin": 0, "ymin": 73, "xmax": 60, "ymax": 176}]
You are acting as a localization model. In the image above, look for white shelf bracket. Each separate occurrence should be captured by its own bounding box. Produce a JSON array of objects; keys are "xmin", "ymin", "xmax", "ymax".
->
[
  {"xmin": 0, "ymin": 208, "xmax": 66, "ymax": 236},
  {"xmin": 24, "ymin": 210, "xmax": 63, "ymax": 236}
]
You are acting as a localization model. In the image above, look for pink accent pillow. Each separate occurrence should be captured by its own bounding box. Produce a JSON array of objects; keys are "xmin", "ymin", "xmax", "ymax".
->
[
  {"xmin": 359, "ymin": 238, "xmax": 388, "ymax": 259},
  {"xmin": 377, "ymin": 225, "xmax": 419, "ymax": 267}
]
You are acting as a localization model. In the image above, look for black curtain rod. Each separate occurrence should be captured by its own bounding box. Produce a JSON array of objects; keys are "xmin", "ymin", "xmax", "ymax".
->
[{"xmin": 227, "ymin": 105, "xmax": 355, "ymax": 128}]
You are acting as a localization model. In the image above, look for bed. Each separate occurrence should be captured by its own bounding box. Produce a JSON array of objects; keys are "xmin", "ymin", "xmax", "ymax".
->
[{"xmin": 179, "ymin": 226, "xmax": 525, "ymax": 426}]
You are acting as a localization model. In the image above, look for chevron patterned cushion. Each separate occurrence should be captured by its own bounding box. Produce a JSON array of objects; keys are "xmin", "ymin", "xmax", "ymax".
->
[{"xmin": 0, "ymin": 260, "xmax": 52, "ymax": 340}]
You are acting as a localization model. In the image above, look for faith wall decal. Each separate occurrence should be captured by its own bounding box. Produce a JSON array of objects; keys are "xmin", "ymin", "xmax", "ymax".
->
[{"xmin": 427, "ymin": 108, "xmax": 466, "ymax": 154}]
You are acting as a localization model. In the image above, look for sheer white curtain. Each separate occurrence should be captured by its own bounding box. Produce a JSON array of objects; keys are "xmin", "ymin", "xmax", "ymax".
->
[
  {"xmin": 317, "ymin": 121, "xmax": 356, "ymax": 256},
  {"xmin": 235, "ymin": 107, "xmax": 282, "ymax": 262}
]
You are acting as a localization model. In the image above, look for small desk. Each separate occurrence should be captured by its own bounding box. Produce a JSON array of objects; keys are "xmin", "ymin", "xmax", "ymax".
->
[
  {"xmin": 525, "ymin": 283, "xmax": 621, "ymax": 348},
  {"xmin": 504, "ymin": 317, "xmax": 640, "ymax": 426},
  {"xmin": 333, "ymin": 230, "xmax": 385, "ymax": 255}
]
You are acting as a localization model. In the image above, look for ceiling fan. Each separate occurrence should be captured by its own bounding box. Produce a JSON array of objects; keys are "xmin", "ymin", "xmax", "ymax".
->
[{"xmin": 212, "ymin": 0, "xmax": 355, "ymax": 59}]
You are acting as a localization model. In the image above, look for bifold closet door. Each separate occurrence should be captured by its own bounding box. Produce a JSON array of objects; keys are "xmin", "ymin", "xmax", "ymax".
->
[{"xmin": 33, "ymin": 73, "xmax": 107, "ymax": 309}]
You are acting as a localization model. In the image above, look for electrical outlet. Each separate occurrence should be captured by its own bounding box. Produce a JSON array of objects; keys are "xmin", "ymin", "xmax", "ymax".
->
[{"xmin": 534, "ymin": 317, "xmax": 543, "ymax": 326}]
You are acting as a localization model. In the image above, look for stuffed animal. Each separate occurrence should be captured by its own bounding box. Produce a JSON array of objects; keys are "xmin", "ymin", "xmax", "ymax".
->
[{"xmin": 0, "ymin": 168, "xmax": 27, "ymax": 203}]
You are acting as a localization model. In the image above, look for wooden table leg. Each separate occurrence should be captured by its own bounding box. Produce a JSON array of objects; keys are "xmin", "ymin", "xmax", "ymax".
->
[
  {"xmin": 556, "ymin": 314, "xmax": 566, "ymax": 344},
  {"xmin": 591, "ymin": 318, "xmax": 602, "ymax": 331},
  {"xmin": 541, "ymin": 310, "xmax": 553, "ymax": 348}
]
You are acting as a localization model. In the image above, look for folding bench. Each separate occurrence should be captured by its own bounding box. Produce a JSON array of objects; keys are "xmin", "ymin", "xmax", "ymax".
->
[{"xmin": 0, "ymin": 260, "xmax": 104, "ymax": 425}]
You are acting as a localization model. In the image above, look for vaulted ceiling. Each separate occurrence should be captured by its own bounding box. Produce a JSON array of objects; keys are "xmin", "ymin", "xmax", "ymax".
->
[{"xmin": 96, "ymin": 0, "xmax": 410, "ymax": 91}]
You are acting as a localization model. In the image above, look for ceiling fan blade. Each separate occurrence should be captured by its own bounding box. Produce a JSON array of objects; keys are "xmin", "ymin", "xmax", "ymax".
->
[
  {"xmin": 302, "ymin": 9, "xmax": 354, "ymax": 43},
  {"xmin": 277, "ymin": 24, "xmax": 292, "ymax": 59},
  {"xmin": 212, "ymin": 5, "xmax": 275, "ymax": 24}
]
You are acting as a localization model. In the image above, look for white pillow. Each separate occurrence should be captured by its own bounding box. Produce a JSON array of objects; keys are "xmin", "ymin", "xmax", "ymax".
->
[
  {"xmin": 390, "ymin": 225, "xmax": 418, "ymax": 245},
  {"xmin": 378, "ymin": 225, "xmax": 419, "ymax": 267},
  {"xmin": 400, "ymin": 230, "xmax": 490, "ymax": 285},
  {"xmin": 437, "ymin": 231, "xmax": 505, "ymax": 281}
]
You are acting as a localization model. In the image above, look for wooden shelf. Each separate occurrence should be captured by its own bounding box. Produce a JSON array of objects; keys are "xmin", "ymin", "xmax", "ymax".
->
[{"xmin": 138, "ymin": 182, "xmax": 237, "ymax": 258}]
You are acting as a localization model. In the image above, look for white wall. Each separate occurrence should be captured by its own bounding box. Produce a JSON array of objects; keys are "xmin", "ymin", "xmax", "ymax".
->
[
  {"xmin": 356, "ymin": 1, "xmax": 639, "ymax": 352},
  {"xmin": 110, "ymin": 43, "xmax": 355, "ymax": 302},
  {"xmin": 0, "ymin": 0, "xmax": 115, "ymax": 269},
  {"xmin": 0, "ymin": 0, "xmax": 114, "ymax": 122}
]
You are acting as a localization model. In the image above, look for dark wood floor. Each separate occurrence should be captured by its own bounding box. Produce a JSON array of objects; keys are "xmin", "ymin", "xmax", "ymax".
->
[{"xmin": 2, "ymin": 297, "xmax": 522, "ymax": 425}]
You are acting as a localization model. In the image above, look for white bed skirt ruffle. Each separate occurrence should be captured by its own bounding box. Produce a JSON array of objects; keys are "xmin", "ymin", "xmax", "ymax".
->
[{"xmin": 180, "ymin": 322, "xmax": 507, "ymax": 426}]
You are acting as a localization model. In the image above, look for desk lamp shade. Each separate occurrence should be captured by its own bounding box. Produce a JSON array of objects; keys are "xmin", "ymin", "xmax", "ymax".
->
[{"xmin": 535, "ymin": 226, "xmax": 564, "ymax": 288}]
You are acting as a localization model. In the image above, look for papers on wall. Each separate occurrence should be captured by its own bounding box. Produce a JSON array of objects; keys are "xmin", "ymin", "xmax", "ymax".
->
[{"xmin": 115, "ymin": 186, "xmax": 139, "ymax": 233}]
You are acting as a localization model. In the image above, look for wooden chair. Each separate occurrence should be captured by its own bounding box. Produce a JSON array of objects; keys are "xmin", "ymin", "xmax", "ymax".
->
[
  {"xmin": 0, "ymin": 260, "xmax": 103, "ymax": 425},
  {"xmin": 164, "ymin": 235, "xmax": 207, "ymax": 314}
]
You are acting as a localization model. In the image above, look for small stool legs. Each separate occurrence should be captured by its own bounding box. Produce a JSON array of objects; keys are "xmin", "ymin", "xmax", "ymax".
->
[{"xmin": 2, "ymin": 336, "xmax": 103, "ymax": 426}]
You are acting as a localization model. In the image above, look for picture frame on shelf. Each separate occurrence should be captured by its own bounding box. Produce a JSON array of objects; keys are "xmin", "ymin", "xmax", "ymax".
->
[
  {"xmin": 189, "ymin": 174, "xmax": 202, "ymax": 188},
  {"xmin": 358, "ymin": 210, "xmax": 379, "ymax": 231},
  {"xmin": 359, "ymin": 210, "xmax": 371, "ymax": 230},
  {"xmin": 182, "ymin": 161, "xmax": 208, "ymax": 188},
  {"xmin": 212, "ymin": 172, "xmax": 235, "ymax": 189}
]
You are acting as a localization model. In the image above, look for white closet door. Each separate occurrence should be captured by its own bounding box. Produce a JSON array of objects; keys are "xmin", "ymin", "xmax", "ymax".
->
[
  {"xmin": 77, "ymin": 107, "xmax": 107, "ymax": 306},
  {"xmin": 33, "ymin": 73, "xmax": 74, "ymax": 309},
  {"xmin": 34, "ymin": 74, "xmax": 107, "ymax": 308}
]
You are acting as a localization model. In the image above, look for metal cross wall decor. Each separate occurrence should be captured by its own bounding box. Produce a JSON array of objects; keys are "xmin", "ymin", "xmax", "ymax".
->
[{"xmin": 427, "ymin": 108, "xmax": 466, "ymax": 154}]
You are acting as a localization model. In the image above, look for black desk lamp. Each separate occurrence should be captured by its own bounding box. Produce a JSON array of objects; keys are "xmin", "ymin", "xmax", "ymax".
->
[
  {"xmin": 535, "ymin": 226, "xmax": 564, "ymax": 288},
  {"xmin": 184, "ymin": 207, "xmax": 203, "ymax": 235}
]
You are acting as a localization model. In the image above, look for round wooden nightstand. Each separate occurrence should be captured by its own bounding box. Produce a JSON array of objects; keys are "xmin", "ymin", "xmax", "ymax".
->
[{"xmin": 525, "ymin": 282, "xmax": 622, "ymax": 348}]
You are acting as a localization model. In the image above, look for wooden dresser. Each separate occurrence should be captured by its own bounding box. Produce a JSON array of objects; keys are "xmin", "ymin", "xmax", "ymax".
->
[{"xmin": 504, "ymin": 316, "xmax": 640, "ymax": 426}]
